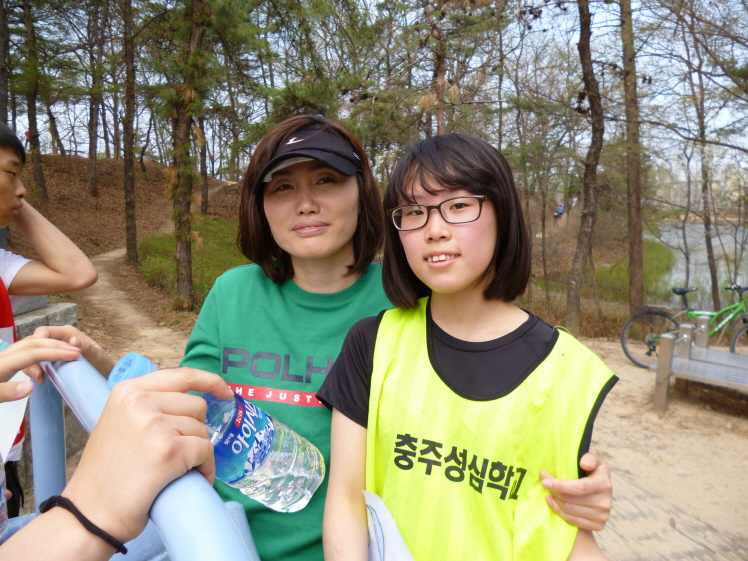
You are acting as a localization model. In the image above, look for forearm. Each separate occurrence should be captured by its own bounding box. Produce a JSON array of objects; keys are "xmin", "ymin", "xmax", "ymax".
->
[
  {"xmin": 1, "ymin": 508, "xmax": 116, "ymax": 561},
  {"xmin": 567, "ymin": 530, "xmax": 607, "ymax": 561},
  {"xmin": 324, "ymin": 409, "xmax": 369, "ymax": 561},
  {"xmin": 72, "ymin": 332, "xmax": 115, "ymax": 376},
  {"xmin": 10, "ymin": 201, "xmax": 97, "ymax": 294},
  {"xmin": 323, "ymin": 489, "xmax": 369, "ymax": 561}
]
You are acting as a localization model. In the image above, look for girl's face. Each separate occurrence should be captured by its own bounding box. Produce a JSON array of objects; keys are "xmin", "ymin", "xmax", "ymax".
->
[
  {"xmin": 398, "ymin": 181, "xmax": 497, "ymax": 300},
  {"xmin": 263, "ymin": 159, "xmax": 360, "ymax": 266}
]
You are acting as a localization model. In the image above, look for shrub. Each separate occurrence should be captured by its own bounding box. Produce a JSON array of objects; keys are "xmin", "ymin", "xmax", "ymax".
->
[{"xmin": 138, "ymin": 217, "xmax": 249, "ymax": 310}]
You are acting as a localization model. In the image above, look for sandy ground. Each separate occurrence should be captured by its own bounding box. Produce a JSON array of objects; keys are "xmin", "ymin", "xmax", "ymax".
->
[{"xmin": 584, "ymin": 338, "xmax": 748, "ymax": 559}]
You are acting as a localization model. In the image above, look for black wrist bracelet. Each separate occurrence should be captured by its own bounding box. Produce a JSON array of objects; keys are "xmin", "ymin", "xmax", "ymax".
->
[{"xmin": 39, "ymin": 495, "xmax": 128, "ymax": 555}]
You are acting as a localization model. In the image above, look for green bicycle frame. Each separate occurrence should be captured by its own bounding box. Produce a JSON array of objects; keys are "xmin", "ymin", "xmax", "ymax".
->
[{"xmin": 684, "ymin": 299, "xmax": 748, "ymax": 337}]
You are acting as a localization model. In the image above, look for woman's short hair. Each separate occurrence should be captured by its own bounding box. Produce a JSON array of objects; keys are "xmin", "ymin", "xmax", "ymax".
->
[
  {"xmin": 382, "ymin": 134, "xmax": 531, "ymax": 308},
  {"xmin": 238, "ymin": 115, "xmax": 384, "ymax": 284}
]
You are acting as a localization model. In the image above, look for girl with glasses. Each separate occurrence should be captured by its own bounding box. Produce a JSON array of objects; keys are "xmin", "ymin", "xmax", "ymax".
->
[
  {"xmin": 320, "ymin": 134, "xmax": 617, "ymax": 560},
  {"xmin": 182, "ymin": 117, "xmax": 612, "ymax": 560}
]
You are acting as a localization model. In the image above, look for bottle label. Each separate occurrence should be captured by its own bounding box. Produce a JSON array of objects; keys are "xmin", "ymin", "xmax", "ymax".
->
[{"xmin": 213, "ymin": 394, "xmax": 274, "ymax": 484}]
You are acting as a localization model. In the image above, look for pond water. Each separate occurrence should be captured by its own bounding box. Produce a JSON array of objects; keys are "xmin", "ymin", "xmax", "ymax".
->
[{"xmin": 651, "ymin": 222, "xmax": 748, "ymax": 309}]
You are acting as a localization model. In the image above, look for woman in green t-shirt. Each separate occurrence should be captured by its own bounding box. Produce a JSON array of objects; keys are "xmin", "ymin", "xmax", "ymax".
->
[{"xmin": 181, "ymin": 115, "xmax": 614, "ymax": 560}]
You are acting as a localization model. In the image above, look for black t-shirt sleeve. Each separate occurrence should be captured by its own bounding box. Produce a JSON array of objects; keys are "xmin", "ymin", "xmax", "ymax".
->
[{"xmin": 317, "ymin": 313, "xmax": 383, "ymax": 428}]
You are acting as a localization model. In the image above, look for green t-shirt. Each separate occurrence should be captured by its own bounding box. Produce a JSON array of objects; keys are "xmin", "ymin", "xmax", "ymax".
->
[{"xmin": 181, "ymin": 262, "xmax": 392, "ymax": 561}]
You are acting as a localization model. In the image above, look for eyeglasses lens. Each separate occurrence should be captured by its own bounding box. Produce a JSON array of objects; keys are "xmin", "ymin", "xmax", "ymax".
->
[{"xmin": 392, "ymin": 197, "xmax": 482, "ymax": 230}]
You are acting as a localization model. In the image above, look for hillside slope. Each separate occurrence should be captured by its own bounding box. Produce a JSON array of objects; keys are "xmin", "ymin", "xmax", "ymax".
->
[{"xmin": 14, "ymin": 155, "xmax": 239, "ymax": 258}]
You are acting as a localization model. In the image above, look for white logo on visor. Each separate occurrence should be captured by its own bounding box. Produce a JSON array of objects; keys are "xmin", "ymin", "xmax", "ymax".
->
[{"xmin": 286, "ymin": 137, "xmax": 305, "ymax": 145}]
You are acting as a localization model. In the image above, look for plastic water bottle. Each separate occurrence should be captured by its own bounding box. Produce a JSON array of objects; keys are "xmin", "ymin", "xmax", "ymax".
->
[
  {"xmin": 105, "ymin": 352, "xmax": 325, "ymax": 513},
  {"xmin": 200, "ymin": 392, "xmax": 325, "ymax": 513},
  {"xmin": 0, "ymin": 453, "xmax": 8, "ymax": 541}
]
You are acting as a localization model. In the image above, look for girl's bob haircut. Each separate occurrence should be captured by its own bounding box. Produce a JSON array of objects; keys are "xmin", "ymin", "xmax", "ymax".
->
[
  {"xmin": 382, "ymin": 133, "xmax": 531, "ymax": 308},
  {"xmin": 238, "ymin": 114, "xmax": 384, "ymax": 284}
]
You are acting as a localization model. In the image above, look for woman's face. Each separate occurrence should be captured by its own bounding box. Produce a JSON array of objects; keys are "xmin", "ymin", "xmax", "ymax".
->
[{"xmin": 263, "ymin": 159, "xmax": 360, "ymax": 266}]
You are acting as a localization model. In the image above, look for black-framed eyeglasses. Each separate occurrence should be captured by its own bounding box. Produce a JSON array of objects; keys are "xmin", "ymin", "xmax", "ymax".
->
[{"xmin": 389, "ymin": 195, "xmax": 489, "ymax": 231}]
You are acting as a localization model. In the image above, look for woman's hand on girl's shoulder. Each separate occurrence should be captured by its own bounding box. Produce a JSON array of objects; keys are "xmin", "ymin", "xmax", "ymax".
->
[{"xmin": 540, "ymin": 452, "xmax": 612, "ymax": 531}]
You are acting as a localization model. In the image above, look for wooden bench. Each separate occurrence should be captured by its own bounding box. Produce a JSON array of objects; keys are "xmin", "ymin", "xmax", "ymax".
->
[{"xmin": 651, "ymin": 326, "xmax": 748, "ymax": 412}]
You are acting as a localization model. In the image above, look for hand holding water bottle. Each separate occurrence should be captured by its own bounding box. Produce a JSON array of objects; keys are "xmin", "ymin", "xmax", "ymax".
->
[
  {"xmin": 111, "ymin": 352, "xmax": 326, "ymax": 513},
  {"xmin": 0, "ymin": 367, "xmax": 234, "ymax": 560},
  {"xmin": 60, "ymin": 367, "xmax": 234, "ymax": 544}
]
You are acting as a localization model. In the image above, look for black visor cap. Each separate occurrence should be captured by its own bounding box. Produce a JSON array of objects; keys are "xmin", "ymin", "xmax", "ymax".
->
[{"xmin": 255, "ymin": 129, "xmax": 362, "ymax": 192}]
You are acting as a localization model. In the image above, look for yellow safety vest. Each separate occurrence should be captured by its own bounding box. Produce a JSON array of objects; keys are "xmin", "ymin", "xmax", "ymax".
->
[{"xmin": 366, "ymin": 298, "xmax": 616, "ymax": 560}]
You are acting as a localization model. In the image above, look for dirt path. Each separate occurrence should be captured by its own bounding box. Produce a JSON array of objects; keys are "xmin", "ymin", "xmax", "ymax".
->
[
  {"xmin": 77, "ymin": 246, "xmax": 189, "ymax": 367},
  {"xmin": 69, "ymin": 182, "xmax": 235, "ymax": 366}
]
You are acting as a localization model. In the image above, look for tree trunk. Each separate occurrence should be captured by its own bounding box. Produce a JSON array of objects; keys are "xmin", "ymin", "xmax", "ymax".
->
[
  {"xmin": 524, "ymin": 185, "xmax": 533, "ymax": 311},
  {"xmin": 226, "ymin": 84, "xmax": 241, "ymax": 181},
  {"xmin": 101, "ymin": 99, "xmax": 111, "ymax": 159},
  {"xmin": 683, "ymin": 17, "xmax": 721, "ymax": 310},
  {"xmin": 122, "ymin": 0, "xmax": 138, "ymax": 264},
  {"xmin": 421, "ymin": 0, "xmax": 447, "ymax": 135},
  {"xmin": 139, "ymin": 114, "xmax": 153, "ymax": 178},
  {"xmin": 514, "ymin": 109, "xmax": 534, "ymax": 312},
  {"xmin": 0, "ymin": 0, "xmax": 9, "ymax": 124},
  {"xmin": 208, "ymin": 118, "xmax": 216, "ymax": 178},
  {"xmin": 620, "ymin": 0, "xmax": 644, "ymax": 315},
  {"xmin": 154, "ymin": 116, "xmax": 165, "ymax": 165},
  {"xmin": 112, "ymin": 91, "xmax": 120, "ymax": 159},
  {"xmin": 566, "ymin": 0, "xmax": 605, "ymax": 335},
  {"xmin": 541, "ymin": 179, "xmax": 550, "ymax": 315},
  {"xmin": 699, "ymin": 142, "xmax": 720, "ymax": 309},
  {"xmin": 45, "ymin": 103, "xmax": 65, "ymax": 156},
  {"xmin": 199, "ymin": 116, "xmax": 208, "ymax": 215},
  {"xmin": 170, "ymin": 0, "xmax": 211, "ymax": 310},
  {"xmin": 87, "ymin": 1, "xmax": 105, "ymax": 197},
  {"xmin": 22, "ymin": 0, "xmax": 47, "ymax": 201},
  {"xmin": 433, "ymin": 35, "xmax": 447, "ymax": 134},
  {"xmin": 496, "ymin": 33, "xmax": 504, "ymax": 149},
  {"xmin": 681, "ymin": 148, "xmax": 693, "ymax": 286}
]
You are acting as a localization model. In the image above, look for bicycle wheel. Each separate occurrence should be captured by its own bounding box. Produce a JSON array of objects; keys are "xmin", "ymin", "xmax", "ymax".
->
[
  {"xmin": 730, "ymin": 323, "xmax": 748, "ymax": 356},
  {"xmin": 621, "ymin": 310, "xmax": 680, "ymax": 369}
]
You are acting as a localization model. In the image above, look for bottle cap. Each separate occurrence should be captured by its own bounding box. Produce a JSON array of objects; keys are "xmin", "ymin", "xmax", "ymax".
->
[{"xmin": 108, "ymin": 353, "xmax": 159, "ymax": 389}]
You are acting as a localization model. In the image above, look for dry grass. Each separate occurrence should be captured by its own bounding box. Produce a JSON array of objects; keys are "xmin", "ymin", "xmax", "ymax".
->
[{"xmin": 520, "ymin": 288, "xmax": 630, "ymax": 339}]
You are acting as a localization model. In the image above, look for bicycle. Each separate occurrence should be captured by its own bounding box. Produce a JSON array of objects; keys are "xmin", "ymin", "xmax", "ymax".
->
[{"xmin": 620, "ymin": 284, "xmax": 748, "ymax": 368}]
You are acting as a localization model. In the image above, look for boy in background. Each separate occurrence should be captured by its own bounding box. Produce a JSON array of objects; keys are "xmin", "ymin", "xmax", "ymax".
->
[{"xmin": 0, "ymin": 123, "xmax": 98, "ymax": 516}]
